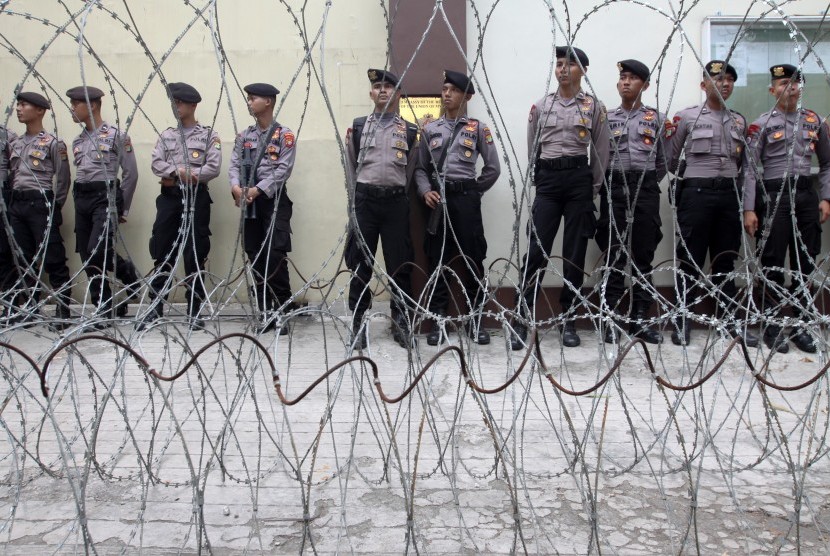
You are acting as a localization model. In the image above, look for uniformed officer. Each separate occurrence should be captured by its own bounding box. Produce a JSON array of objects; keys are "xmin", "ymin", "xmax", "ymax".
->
[
  {"xmin": 668, "ymin": 60, "xmax": 758, "ymax": 347},
  {"xmin": 66, "ymin": 86, "xmax": 139, "ymax": 324},
  {"xmin": 0, "ymin": 122, "xmax": 19, "ymax": 319},
  {"xmin": 596, "ymin": 59, "xmax": 666, "ymax": 344},
  {"xmin": 511, "ymin": 46, "xmax": 610, "ymax": 350},
  {"xmin": 229, "ymin": 82, "xmax": 296, "ymax": 335},
  {"xmin": 415, "ymin": 69, "xmax": 500, "ymax": 346},
  {"xmin": 138, "ymin": 82, "xmax": 221, "ymax": 330},
  {"xmin": 743, "ymin": 64, "xmax": 830, "ymax": 354},
  {"xmin": 345, "ymin": 68, "xmax": 419, "ymax": 350},
  {"xmin": 7, "ymin": 92, "xmax": 72, "ymax": 328}
]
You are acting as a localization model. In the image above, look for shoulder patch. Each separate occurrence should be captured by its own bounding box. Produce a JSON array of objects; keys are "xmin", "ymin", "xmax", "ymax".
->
[{"xmin": 283, "ymin": 131, "xmax": 295, "ymax": 148}]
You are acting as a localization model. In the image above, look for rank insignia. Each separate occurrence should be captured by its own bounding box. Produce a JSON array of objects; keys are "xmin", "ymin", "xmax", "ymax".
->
[
  {"xmin": 806, "ymin": 114, "xmax": 817, "ymax": 123},
  {"xmin": 396, "ymin": 151, "xmax": 403, "ymax": 159},
  {"xmin": 464, "ymin": 150, "xmax": 472, "ymax": 157},
  {"xmin": 192, "ymin": 151, "xmax": 200, "ymax": 158},
  {"xmin": 396, "ymin": 140, "xmax": 406, "ymax": 149},
  {"xmin": 773, "ymin": 66, "xmax": 785, "ymax": 77},
  {"xmin": 243, "ymin": 142, "xmax": 253, "ymax": 149},
  {"xmin": 736, "ymin": 146, "xmax": 742, "ymax": 153},
  {"xmin": 463, "ymin": 138, "xmax": 473, "ymax": 147},
  {"xmin": 644, "ymin": 111, "xmax": 655, "ymax": 121},
  {"xmin": 32, "ymin": 159, "xmax": 39, "ymax": 166},
  {"xmin": 465, "ymin": 125, "xmax": 477, "ymax": 132}
]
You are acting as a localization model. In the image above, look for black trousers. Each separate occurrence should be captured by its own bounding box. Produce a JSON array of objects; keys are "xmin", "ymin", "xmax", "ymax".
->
[
  {"xmin": 147, "ymin": 184, "xmax": 211, "ymax": 306},
  {"xmin": 8, "ymin": 191, "xmax": 71, "ymax": 307},
  {"xmin": 595, "ymin": 174, "xmax": 662, "ymax": 313},
  {"xmin": 519, "ymin": 165, "xmax": 595, "ymax": 314},
  {"xmin": 74, "ymin": 184, "xmax": 124, "ymax": 307},
  {"xmin": 424, "ymin": 190, "xmax": 487, "ymax": 315},
  {"xmin": 345, "ymin": 186, "xmax": 413, "ymax": 318},
  {"xmin": 0, "ymin": 189, "xmax": 19, "ymax": 298},
  {"xmin": 757, "ymin": 181, "xmax": 821, "ymax": 317},
  {"xmin": 674, "ymin": 182, "xmax": 742, "ymax": 316},
  {"xmin": 243, "ymin": 191, "xmax": 293, "ymax": 310}
]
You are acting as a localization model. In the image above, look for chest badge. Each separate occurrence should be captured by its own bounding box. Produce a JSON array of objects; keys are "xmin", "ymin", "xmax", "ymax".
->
[
  {"xmin": 464, "ymin": 150, "xmax": 472, "ymax": 158},
  {"xmin": 396, "ymin": 151, "xmax": 403, "ymax": 159},
  {"xmin": 643, "ymin": 111, "xmax": 655, "ymax": 121},
  {"xmin": 773, "ymin": 131, "xmax": 784, "ymax": 140},
  {"xmin": 463, "ymin": 138, "xmax": 474, "ymax": 147},
  {"xmin": 578, "ymin": 130, "xmax": 587, "ymax": 138},
  {"xmin": 192, "ymin": 151, "xmax": 200, "ymax": 159},
  {"xmin": 32, "ymin": 159, "xmax": 40, "ymax": 166},
  {"xmin": 644, "ymin": 137, "xmax": 653, "ymax": 145}
]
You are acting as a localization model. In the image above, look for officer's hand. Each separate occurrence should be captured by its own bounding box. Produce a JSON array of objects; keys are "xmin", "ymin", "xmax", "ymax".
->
[
  {"xmin": 743, "ymin": 210, "xmax": 758, "ymax": 236},
  {"xmin": 177, "ymin": 167, "xmax": 191, "ymax": 183},
  {"xmin": 820, "ymin": 200, "xmax": 830, "ymax": 224},
  {"xmin": 247, "ymin": 187, "xmax": 261, "ymax": 204},
  {"xmin": 119, "ymin": 216, "xmax": 127, "ymax": 224},
  {"xmin": 160, "ymin": 177, "xmax": 175, "ymax": 187},
  {"xmin": 423, "ymin": 191, "xmax": 441, "ymax": 209},
  {"xmin": 231, "ymin": 184, "xmax": 243, "ymax": 206}
]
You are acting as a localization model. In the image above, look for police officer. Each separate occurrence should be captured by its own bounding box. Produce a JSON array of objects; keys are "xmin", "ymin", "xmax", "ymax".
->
[
  {"xmin": 415, "ymin": 69, "xmax": 500, "ymax": 346},
  {"xmin": 229, "ymin": 83, "xmax": 296, "ymax": 335},
  {"xmin": 66, "ymin": 86, "xmax": 139, "ymax": 324},
  {"xmin": 138, "ymin": 82, "xmax": 221, "ymax": 330},
  {"xmin": 0, "ymin": 121, "xmax": 19, "ymax": 319},
  {"xmin": 743, "ymin": 64, "xmax": 830, "ymax": 354},
  {"xmin": 7, "ymin": 92, "xmax": 72, "ymax": 328},
  {"xmin": 511, "ymin": 46, "xmax": 610, "ymax": 350},
  {"xmin": 345, "ymin": 69, "xmax": 419, "ymax": 350},
  {"xmin": 596, "ymin": 59, "xmax": 666, "ymax": 344},
  {"xmin": 669, "ymin": 60, "xmax": 758, "ymax": 347}
]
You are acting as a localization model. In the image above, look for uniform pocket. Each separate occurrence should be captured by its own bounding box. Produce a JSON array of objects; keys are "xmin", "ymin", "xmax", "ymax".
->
[{"xmin": 689, "ymin": 127, "xmax": 714, "ymax": 154}]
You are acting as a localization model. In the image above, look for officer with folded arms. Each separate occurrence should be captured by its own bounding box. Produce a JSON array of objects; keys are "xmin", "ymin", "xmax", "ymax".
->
[
  {"xmin": 66, "ymin": 86, "xmax": 139, "ymax": 325},
  {"xmin": 415, "ymin": 69, "xmax": 500, "ymax": 346},
  {"xmin": 743, "ymin": 64, "xmax": 830, "ymax": 354}
]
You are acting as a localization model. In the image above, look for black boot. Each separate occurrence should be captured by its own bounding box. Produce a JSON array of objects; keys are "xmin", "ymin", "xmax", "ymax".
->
[
  {"xmin": 136, "ymin": 303, "xmax": 162, "ymax": 331},
  {"xmin": 561, "ymin": 320, "xmax": 580, "ymax": 347},
  {"xmin": 351, "ymin": 312, "xmax": 367, "ymax": 351},
  {"xmin": 426, "ymin": 311, "xmax": 445, "ymax": 346},
  {"xmin": 391, "ymin": 312, "xmax": 415, "ymax": 349},
  {"xmin": 629, "ymin": 303, "xmax": 662, "ymax": 344},
  {"xmin": 188, "ymin": 295, "xmax": 205, "ymax": 331},
  {"xmin": 50, "ymin": 302, "xmax": 72, "ymax": 332},
  {"xmin": 763, "ymin": 324, "xmax": 789, "ymax": 354},
  {"xmin": 671, "ymin": 316, "xmax": 690, "ymax": 346}
]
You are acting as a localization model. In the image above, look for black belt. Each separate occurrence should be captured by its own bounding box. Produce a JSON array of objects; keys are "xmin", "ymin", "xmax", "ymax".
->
[
  {"xmin": 356, "ymin": 182, "xmax": 405, "ymax": 199},
  {"xmin": 160, "ymin": 182, "xmax": 208, "ymax": 196},
  {"xmin": 683, "ymin": 177, "xmax": 736, "ymax": 191},
  {"xmin": 74, "ymin": 179, "xmax": 120, "ymax": 194},
  {"xmin": 11, "ymin": 189, "xmax": 53, "ymax": 201},
  {"xmin": 538, "ymin": 155, "xmax": 589, "ymax": 171},
  {"xmin": 608, "ymin": 170, "xmax": 657, "ymax": 184},
  {"xmin": 442, "ymin": 179, "xmax": 476, "ymax": 194},
  {"xmin": 764, "ymin": 176, "xmax": 812, "ymax": 191}
]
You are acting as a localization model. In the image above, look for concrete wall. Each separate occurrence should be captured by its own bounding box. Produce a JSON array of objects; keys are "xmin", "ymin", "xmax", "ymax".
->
[{"xmin": 0, "ymin": 1, "xmax": 827, "ymax": 301}]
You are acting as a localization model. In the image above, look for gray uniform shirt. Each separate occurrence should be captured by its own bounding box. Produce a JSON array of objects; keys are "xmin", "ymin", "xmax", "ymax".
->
[
  {"xmin": 669, "ymin": 103, "xmax": 746, "ymax": 179},
  {"xmin": 0, "ymin": 126, "xmax": 17, "ymax": 185},
  {"xmin": 9, "ymin": 130, "xmax": 71, "ymax": 205},
  {"xmin": 743, "ymin": 108, "xmax": 830, "ymax": 208},
  {"xmin": 151, "ymin": 124, "xmax": 222, "ymax": 184},
  {"xmin": 229, "ymin": 123, "xmax": 295, "ymax": 198},
  {"xmin": 607, "ymin": 105, "xmax": 667, "ymax": 181},
  {"xmin": 527, "ymin": 90, "xmax": 610, "ymax": 194},
  {"xmin": 345, "ymin": 113, "xmax": 417, "ymax": 189},
  {"xmin": 414, "ymin": 115, "xmax": 501, "ymax": 197},
  {"xmin": 72, "ymin": 121, "xmax": 139, "ymax": 214}
]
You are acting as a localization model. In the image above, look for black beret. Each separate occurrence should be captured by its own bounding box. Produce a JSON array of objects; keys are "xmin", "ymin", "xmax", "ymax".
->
[
  {"xmin": 244, "ymin": 83, "xmax": 280, "ymax": 97},
  {"xmin": 168, "ymin": 82, "xmax": 202, "ymax": 103},
  {"xmin": 617, "ymin": 59, "xmax": 650, "ymax": 82},
  {"xmin": 367, "ymin": 68, "xmax": 399, "ymax": 86},
  {"xmin": 555, "ymin": 46, "xmax": 589, "ymax": 67},
  {"xmin": 65, "ymin": 86, "xmax": 104, "ymax": 101},
  {"xmin": 770, "ymin": 63, "xmax": 804, "ymax": 83},
  {"xmin": 443, "ymin": 69, "xmax": 475, "ymax": 94},
  {"xmin": 704, "ymin": 60, "xmax": 738, "ymax": 80},
  {"xmin": 16, "ymin": 92, "xmax": 50, "ymax": 109}
]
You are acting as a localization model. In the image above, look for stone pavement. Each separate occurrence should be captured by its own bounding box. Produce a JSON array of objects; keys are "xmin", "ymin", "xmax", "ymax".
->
[{"xmin": 0, "ymin": 304, "xmax": 828, "ymax": 554}]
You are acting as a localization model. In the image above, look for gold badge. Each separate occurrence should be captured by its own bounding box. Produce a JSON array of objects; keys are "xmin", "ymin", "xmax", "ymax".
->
[
  {"xmin": 773, "ymin": 131, "xmax": 784, "ymax": 140},
  {"xmin": 192, "ymin": 151, "xmax": 200, "ymax": 158},
  {"xmin": 644, "ymin": 137, "xmax": 652, "ymax": 145},
  {"xmin": 613, "ymin": 129, "xmax": 621, "ymax": 136},
  {"xmin": 31, "ymin": 150, "xmax": 41, "ymax": 157},
  {"xmin": 395, "ymin": 140, "xmax": 406, "ymax": 149},
  {"xmin": 773, "ymin": 66, "xmax": 785, "ymax": 77},
  {"xmin": 710, "ymin": 62, "xmax": 723, "ymax": 74},
  {"xmin": 644, "ymin": 111, "xmax": 655, "ymax": 121},
  {"xmin": 464, "ymin": 150, "xmax": 472, "ymax": 157},
  {"xmin": 368, "ymin": 69, "xmax": 378, "ymax": 81},
  {"xmin": 270, "ymin": 154, "xmax": 278, "ymax": 161},
  {"xmin": 32, "ymin": 159, "xmax": 39, "ymax": 166},
  {"xmin": 396, "ymin": 151, "xmax": 403, "ymax": 159},
  {"xmin": 463, "ymin": 138, "xmax": 473, "ymax": 147},
  {"xmin": 96, "ymin": 153, "xmax": 102, "ymax": 160},
  {"xmin": 643, "ymin": 128, "xmax": 653, "ymax": 136},
  {"xmin": 617, "ymin": 62, "xmax": 623, "ymax": 72},
  {"xmin": 806, "ymin": 115, "xmax": 817, "ymax": 123},
  {"xmin": 736, "ymin": 146, "xmax": 742, "ymax": 153},
  {"xmin": 578, "ymin": 130, "xmax": 587, "ymax": 138}
]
